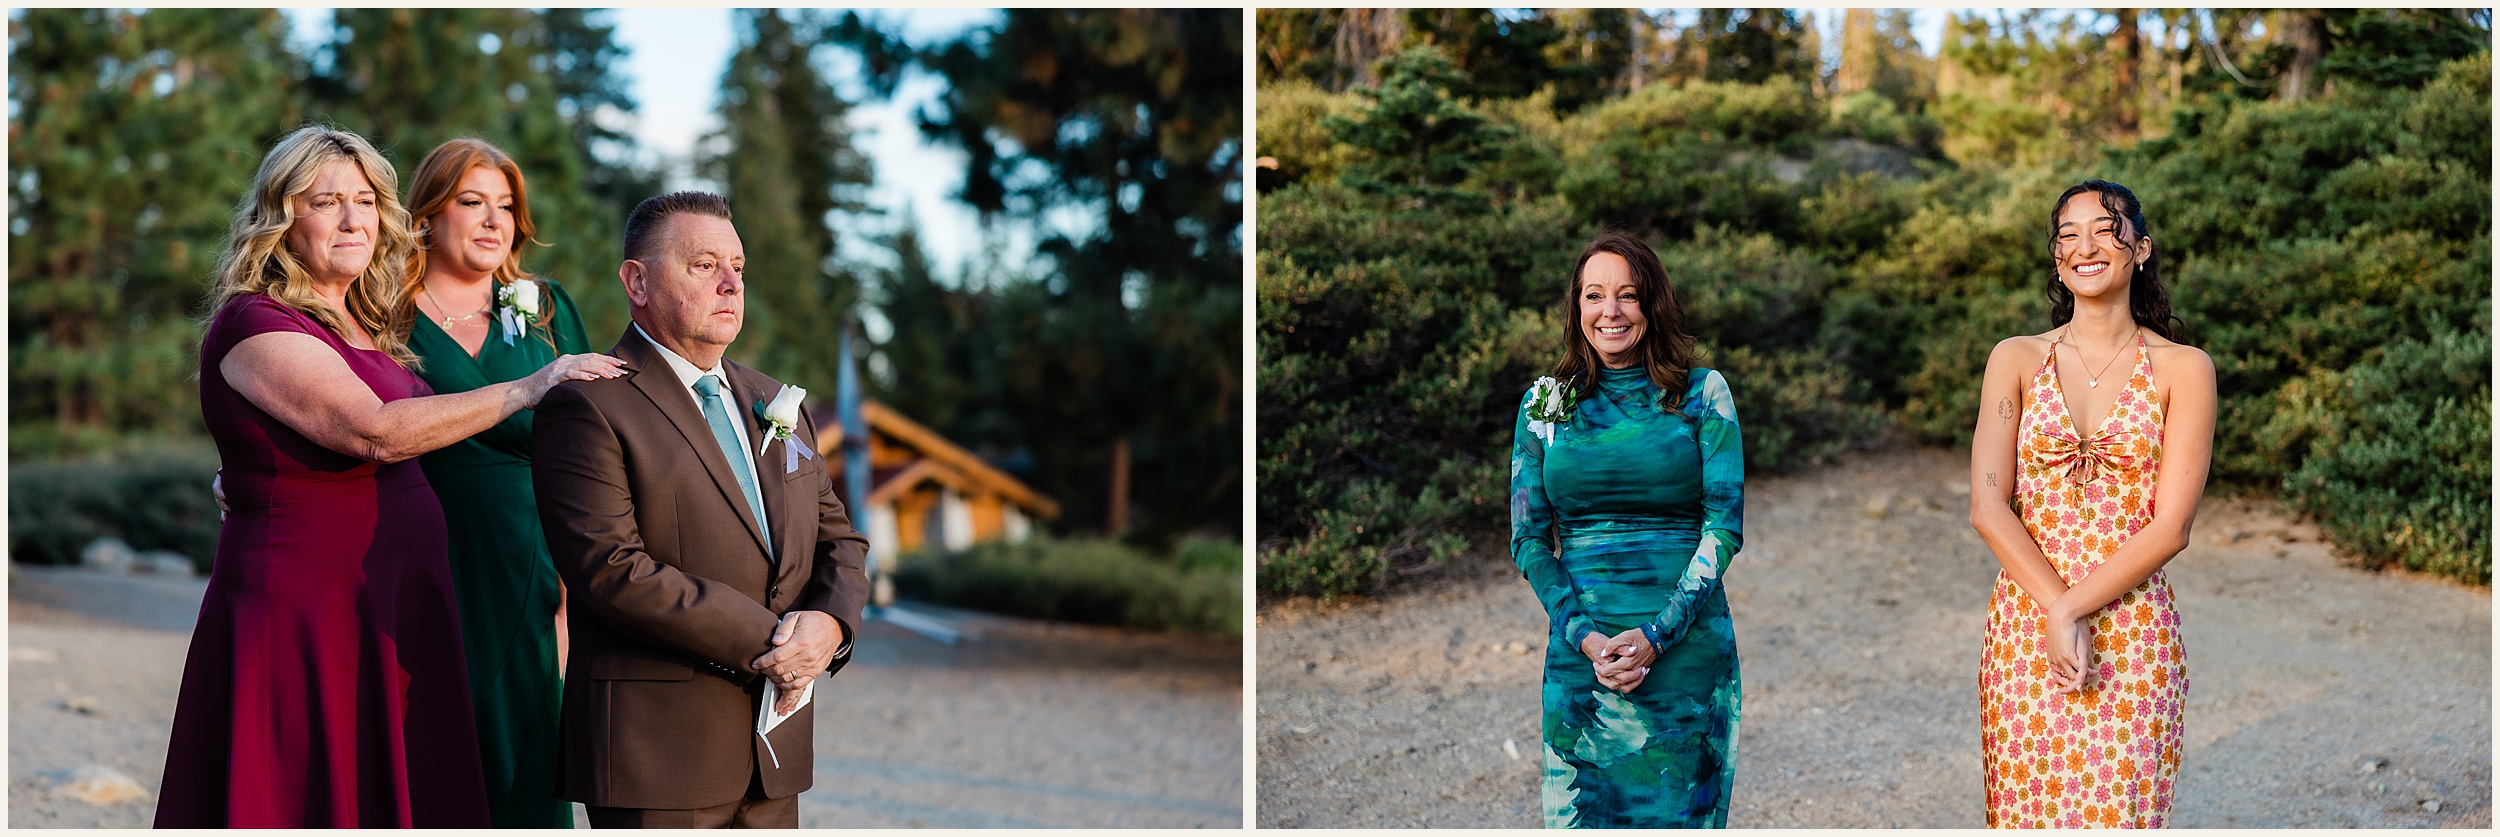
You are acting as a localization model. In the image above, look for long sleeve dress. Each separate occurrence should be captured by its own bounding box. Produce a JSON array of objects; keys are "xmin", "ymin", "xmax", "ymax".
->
[
  {"xmin": 408, "ymin": 279, "xmax": 591, "ymax": 828},
  {"xmin": 1510, "ymin": 363, "xmax": 1745, "ymax": 828}
]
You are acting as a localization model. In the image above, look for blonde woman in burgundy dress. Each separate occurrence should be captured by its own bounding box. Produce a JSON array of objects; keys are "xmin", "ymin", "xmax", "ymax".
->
[{"xmin": 1968, "ymin": 180, "xmax": 2216, "ymax": 828}]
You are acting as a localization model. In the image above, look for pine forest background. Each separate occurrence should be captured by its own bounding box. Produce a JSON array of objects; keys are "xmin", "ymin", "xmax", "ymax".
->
[
  {"xmin": 9, "ymin": 9, "xmax": 1244, "ymax": 626},
  {"xmin": 1256, "ymin": 8, "xmax": 2491, "ymax": 596}
]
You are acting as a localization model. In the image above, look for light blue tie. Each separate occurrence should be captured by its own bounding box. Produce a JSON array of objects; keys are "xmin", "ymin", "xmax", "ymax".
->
[{"xmin": 693, "ymin": 374, "xmax": 769, "ymax": 554}]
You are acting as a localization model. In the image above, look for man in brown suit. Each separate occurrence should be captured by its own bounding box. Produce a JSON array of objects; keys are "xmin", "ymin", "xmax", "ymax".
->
[{"xmin": 534, "ymin": 191, "xmax": 869, "ymax": 828}]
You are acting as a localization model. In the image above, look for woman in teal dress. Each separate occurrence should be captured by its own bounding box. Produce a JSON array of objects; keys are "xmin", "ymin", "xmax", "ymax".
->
[
  {"xmin": 1510, "ymin": 231, "xmax": 1745, "ymax": 828},
  {"xmin": 397, "ymin": 138, "xmax": 592, "ymax": 828}
]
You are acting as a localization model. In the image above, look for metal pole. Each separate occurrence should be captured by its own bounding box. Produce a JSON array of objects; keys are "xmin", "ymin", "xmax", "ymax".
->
[
  {"xmin": 842, "ymin": 313, "xmax": 958, "ymax": 644},
  {"xmin": 837, "ymin": 317, "xmax": 875, "ymax": 598}
]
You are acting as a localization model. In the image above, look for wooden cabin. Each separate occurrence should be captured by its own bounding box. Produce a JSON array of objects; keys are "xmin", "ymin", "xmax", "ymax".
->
[{"xmin": 813, "ymin": 400, "xmax": 1060, "ymax": 576}]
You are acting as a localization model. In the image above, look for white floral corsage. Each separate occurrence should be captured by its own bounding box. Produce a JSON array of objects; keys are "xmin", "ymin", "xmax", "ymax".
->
[
  {"xmin": 495, "ymin": 278, "xmax": 541, "ymax": 346},
  {"xmin": 753, "ymin": 384, "xmax": 818, "ymax": 473},
  {"xmin": 1524, "ymin": 375, "xmax": 1579, "ymax": 446}
]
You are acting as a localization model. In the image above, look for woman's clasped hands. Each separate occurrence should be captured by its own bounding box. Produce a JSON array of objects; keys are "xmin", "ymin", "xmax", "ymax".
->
[
  {"xmin": 2041, "ymin": 604, "xmax": 2097, "ymax": 694},
  {"xmin": 1580, "ymin": 628, "xmax": 1656, "ymax": 694}
]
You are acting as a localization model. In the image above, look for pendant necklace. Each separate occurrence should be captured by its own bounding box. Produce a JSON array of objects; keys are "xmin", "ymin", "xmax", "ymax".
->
[
  {"xmin": 2077, "ymin": 325, "xmax": 2140, "ymax": 389},
  {"xmin": 424, "ymin": 285, "xmax": 488, "ymax": 329}
]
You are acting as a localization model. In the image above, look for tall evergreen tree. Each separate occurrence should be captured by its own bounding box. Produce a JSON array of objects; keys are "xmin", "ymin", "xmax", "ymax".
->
[
  {"xmin": 1255, "ymin": 9, "xmax": 1349, "ymax": 89},
  {"xmin": 836, "ymin": 9, "xmax": 1243, "ymax": 543},
  {"xmin": 1835, "ymin": 8, "xmax": 1933, "ymax": 106},
  {"xmin": 1662, "ymin": 8, "xmax": 1818, "ymax": 86},
  {"xmin": 700, "ymin": 8, "xmax": 875, "ymax": 398},
  {"xmin": 310, "ymin": 9, "xmax": 627, "ymax": 336},
  {"xmin": 8, "ymin": 9, "xmax": 304, "ymax": 456},
  {"xmin": 865, "ymin": 219, "xmax": 985, "ymax": 440},
  {"xmin": 1324, "ymin": 46, "xmax": 1510, "ymax": 210},
  {"xmin": 539, "ymin": 8, "xmax": 659, "ymax": 338},
  {"xmin": 538, "ymin": 9, "xmax": 657, "ymax": 213}
]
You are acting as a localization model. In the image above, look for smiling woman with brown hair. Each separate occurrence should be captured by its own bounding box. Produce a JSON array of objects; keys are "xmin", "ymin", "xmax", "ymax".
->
[
  {"xmin": 1509, "ymin": 230, "xmax": 1745, "ymax": 827},
  {"xmin": 1969, "ymin": 180, "xmax": 2217, "ymax": 827}
]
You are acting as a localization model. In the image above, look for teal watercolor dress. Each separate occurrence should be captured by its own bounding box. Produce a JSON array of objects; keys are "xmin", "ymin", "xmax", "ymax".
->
[
  {"xmin": 409, "ymin": 279, "xmax": 590, "ymax": 828},
  {"xmin": 1510, "ymin": 364, "xmax": 1745, "ymax": 828}
]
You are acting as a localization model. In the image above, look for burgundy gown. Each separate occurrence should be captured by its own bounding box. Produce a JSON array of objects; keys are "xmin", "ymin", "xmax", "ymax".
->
[{"xmin": 156, "ymin": 294, "xmax": 491, "ymax": 827}]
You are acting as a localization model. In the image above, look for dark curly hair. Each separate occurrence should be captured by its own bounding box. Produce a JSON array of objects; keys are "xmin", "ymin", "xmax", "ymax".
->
[{"xmin": 2047, "ymin": 180, "xmax": 2183, "ymax": 342}]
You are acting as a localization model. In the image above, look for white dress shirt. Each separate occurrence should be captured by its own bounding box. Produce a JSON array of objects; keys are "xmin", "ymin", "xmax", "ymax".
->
[{"xmin": 633, "ymin": 321, "xmax": 764, "ymax": 531}]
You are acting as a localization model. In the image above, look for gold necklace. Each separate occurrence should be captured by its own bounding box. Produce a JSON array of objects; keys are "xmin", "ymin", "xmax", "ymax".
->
[
  {"xmin": 2071, "ymin": 325, "xmax": 2141, "ymax": 389},
  {"xmin": 423, "ymin": 284, "xmax": 489, "ymax": 328}
]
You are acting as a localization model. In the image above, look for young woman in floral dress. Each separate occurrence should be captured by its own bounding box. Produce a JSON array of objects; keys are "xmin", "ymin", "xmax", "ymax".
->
[{"xmin": 1967, "ymin": 180, "xmax": 2216, "ymax": 828}]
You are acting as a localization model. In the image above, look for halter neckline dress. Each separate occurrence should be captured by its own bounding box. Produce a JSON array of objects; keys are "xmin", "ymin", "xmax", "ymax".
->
[{"xmin": 1980, "ymin": 332, "xmax": 2188, "ymax": 828}]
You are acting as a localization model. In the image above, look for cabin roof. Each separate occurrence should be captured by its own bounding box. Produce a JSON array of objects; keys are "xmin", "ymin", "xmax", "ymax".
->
[{"xmin": 814, "ymin": 399, "xmax": 1060, "ymax": 519}]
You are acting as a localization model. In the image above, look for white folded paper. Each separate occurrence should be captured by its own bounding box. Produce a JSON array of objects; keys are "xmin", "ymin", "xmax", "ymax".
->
[{"xmin": 754, "ymin": 677, "xmax": 814, "ymax": 768}]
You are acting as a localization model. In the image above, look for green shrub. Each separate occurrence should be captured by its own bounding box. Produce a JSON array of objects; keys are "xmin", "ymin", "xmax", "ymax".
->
[
  {"xmin": 1255, "ymin": 78, "xmax": 1361, "ymax": 188},
  {"xmin": 1325, "ymin": 47, "xmax": 1512, "ymax": 210},
  {"xmin": 1258, "ymin": 464, "xmax": 1489, "ymax": 598},
  {"xmin": 1827, "ymin": 90, "xmax": 1942, "ymax": 154},
  {"xmin": 9, "ymin": 444, "xmax": 222, "ymax": 572},
  {"xmin": 1562, "ymin": 78, "xmax": 1825, "ymax": 151},
  {"xmin": 2172, "ymin": 229, "xmax": 2487, "ymax": 485},
  {"xmin": 1261, "ymin": 50, "xmax": 2492, "ymax": 592},
  {"xmin": 1552, "ymin": 80, "xmax": 1827, "ymax": 239},
  {"xmin": 893, "ymin": 536, "xmax": 1242, "ymax": 636},
  {"xmin": 1706, "ymin": 344, "xmax": 1874, "ymax": 472},
  {"xmin": 2275, "ymin": 327, "xmax": 2491, "ymax": 583},
  {"xmin": 1255, "ymin": 177, "xmax": 1579, "ymax": 599},
  {"xmin": 2319, "ymin": 11, "xmax": 2489, "ymax": 91}
]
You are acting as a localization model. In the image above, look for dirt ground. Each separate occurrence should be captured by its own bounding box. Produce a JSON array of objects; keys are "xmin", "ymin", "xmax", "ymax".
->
[
  {"xmin": 6, "ymin": 568, "xmax": 1242, "ymax": 828},
  {"xmin": 1256, "ymin": 447, "xmax": 2490, "ymax": 828}
]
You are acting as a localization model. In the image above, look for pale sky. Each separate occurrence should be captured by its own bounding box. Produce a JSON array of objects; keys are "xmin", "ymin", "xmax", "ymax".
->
[{"xmin": 282, "ymin": 8, "xmax": 1022, "ymax": 284}]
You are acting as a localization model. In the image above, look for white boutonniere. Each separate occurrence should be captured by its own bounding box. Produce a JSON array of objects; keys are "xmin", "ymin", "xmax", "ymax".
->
[
  {"xmin": 495, "ymin": 278, "xmax": 541, "ymax": 346},
  {"xmin": 753, "ymin": 384, "xmax": 817, "ymax": 473},
  {"xmin": 1524, "ymin": 375, "xmax": 1579, "ymax": 447}
]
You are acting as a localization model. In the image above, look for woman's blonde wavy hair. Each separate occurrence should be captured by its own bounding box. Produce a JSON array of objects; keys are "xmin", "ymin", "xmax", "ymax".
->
[{"xmin": 203, "ymin": 124, "xmax": 419, "ymax": 367}]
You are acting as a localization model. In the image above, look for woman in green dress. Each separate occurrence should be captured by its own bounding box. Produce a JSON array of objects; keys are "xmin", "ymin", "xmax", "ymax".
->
[
  {"xmin": 397, "ymin": 138, "xmax": 593, "ymax": 828},
  {"xmin": 1510, "ymin": 231, "xmax": 1745, "ymax": 828}
]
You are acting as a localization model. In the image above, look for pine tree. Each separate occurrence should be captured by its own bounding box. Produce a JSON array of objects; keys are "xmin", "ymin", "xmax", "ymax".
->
[
  {"xmin": 1324, "ymin": 47, "xmax": 1510, "ymax": 211},
  {"xmin": 701, "ymin": 8, "xmax": 874, "ymax": 397},
  {"xmin": 311, "ymin": 9, "xmax": 627, "ymax": 339},
  {"xmin": 1541, "ymin": 9, "xmax": 1636, "ymax": 108},
  {"xmin": 1663, "ymin": 8, "xmax": 1817, "ymax": 86},
  {"xmin": 864, "ymin": 219, "xmax": 982, "ymax": 437},
  {"xmin": 7, "ymin": 9, "xmax": 304, "ymax": 455},
  {"xmin": 538, "ymin": 9, "xmax": 657, "ymax": 213},
  {"xmin": 1835, "ymin": 9, "xmax": 1879, "ymax": 95},
  {"xmin": 836, "ymin": 9, "xmax": 1243, "ymax": 542},
  {"xmin": 1255, "ymin": 9, "xmax": 1345, "ymax": 88},
  {"xmin": 539, "ymin": 8, "xmax": 659, "ymax": 338}
]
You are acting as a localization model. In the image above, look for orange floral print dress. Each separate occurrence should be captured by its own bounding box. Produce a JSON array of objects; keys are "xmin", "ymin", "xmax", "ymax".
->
[{"xmin": 1980, "ymin": 334, "xmax": 2187, "ymax": 828}]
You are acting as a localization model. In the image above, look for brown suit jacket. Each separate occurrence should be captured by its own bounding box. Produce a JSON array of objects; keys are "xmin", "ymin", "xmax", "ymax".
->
[{"xmin": 533, "ymin": 326, "xmax": 871, "ymax": 809}]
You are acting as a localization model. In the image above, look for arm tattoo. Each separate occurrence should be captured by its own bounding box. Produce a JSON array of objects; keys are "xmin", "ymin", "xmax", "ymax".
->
[
  {"xmin": 1986, "ymin": 472, "xmax": 1998, "ymax": 487},
  {"xmin": 1997, "ymin": 395, "xmax": 2017, "ymax": 421}
]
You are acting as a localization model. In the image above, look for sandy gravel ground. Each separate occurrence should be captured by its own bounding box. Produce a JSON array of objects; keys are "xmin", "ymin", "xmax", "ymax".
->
[
  {"xmin": 1255, "ymin": 447, "xmax": 2490, "ymax": 828},
  {"xmin": 7, "ymin": 568, "xmax": 1242, "ymax": 828}
]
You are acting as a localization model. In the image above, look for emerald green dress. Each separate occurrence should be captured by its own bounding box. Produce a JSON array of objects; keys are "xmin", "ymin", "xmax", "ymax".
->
[
  {"xmin": 1510, "ymin": 364, "xmax": 1745, "ymax": 828},
  {"xmin": 410, "ymin": 279, "xmax": 589, "ymax": 829}
]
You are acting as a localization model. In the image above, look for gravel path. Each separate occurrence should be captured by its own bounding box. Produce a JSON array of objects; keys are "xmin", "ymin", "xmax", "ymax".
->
[
  {"xmin": 1255, "ymin": 447, "xmax": 2490, "ymax": 828},
  {"xmin": 7, "ymin": 567, "xmax": 1242, "ymax": 828}
]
